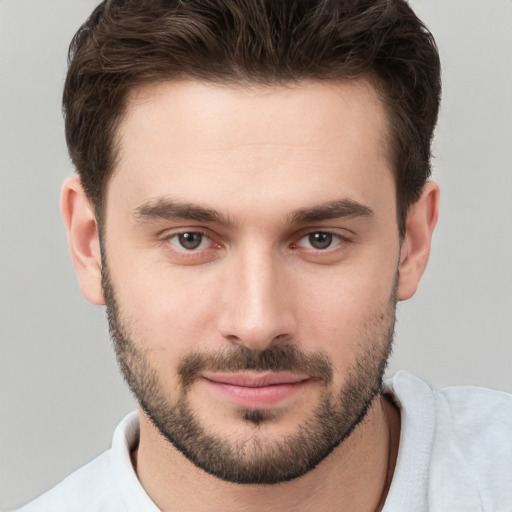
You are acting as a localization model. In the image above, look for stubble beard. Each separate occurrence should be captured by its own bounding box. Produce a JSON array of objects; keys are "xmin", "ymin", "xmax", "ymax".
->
[{"xmin": 102, "ymin": 262, "xmax": 396, "ymax": 485}]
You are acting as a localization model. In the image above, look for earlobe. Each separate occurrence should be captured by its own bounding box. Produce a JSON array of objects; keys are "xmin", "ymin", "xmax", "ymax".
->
[
  {"xmin": 61, "ymin": 177, "xmax": 105, "ymax": 305},
  {"xmin": 397, "ymin": 181, "xmax": 440, "ymax": 301}
]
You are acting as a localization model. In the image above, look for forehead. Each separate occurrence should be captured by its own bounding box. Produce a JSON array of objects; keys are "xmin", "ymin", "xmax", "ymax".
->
[
  {"xmin": 120, "ymin": 78, "xmax": 390, "ymax": 156},
  {"xmin": 108, "ymin": 79, "xmax": 394, "ymax": 221}
]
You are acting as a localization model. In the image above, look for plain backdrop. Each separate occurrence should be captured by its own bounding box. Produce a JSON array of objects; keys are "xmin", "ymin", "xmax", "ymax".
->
[{"xmin": 1, "ymin": 0, "xmax": 511, "ymax": 509}]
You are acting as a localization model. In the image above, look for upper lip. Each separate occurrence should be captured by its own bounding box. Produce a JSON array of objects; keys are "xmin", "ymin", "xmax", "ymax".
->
[{"xmin": 202, "ymin": 372, "xmax": 310, "ymax": 387}]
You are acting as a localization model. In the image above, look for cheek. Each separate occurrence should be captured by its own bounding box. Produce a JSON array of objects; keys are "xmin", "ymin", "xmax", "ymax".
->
[
  {"xmin": 110, "ymin": 256, "xmax": 221, "ymax": 355},
  {"xmin": 294, "ymin": 257, "xmax": 398, "ymax": 357}
]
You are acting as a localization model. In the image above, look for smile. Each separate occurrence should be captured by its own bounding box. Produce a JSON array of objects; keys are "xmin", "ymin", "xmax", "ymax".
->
[{"xmin": 200, "ymin": 372, "xmax": 312, "ymax": 409}]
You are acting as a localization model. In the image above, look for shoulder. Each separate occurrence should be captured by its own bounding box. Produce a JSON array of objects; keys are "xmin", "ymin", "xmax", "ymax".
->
[
  {"xmin": 13, "ymin": 451, "xmax": 119, "ymax": 512},
  {"xmin": 12, "ymin": 412, "xmax": 149, "ymax": 512},
  {"xmin": 431, "ymin": 381, "xmax": 512, "ymax": 503},
  {"xmin": 415, "ymin": 376, "xmax": 512, "ymax": 471},
  {"xmin": 385, "ymin": 372, "xmax": 512, "ymax": 511},
  {"xmin": 387, "ymin": 370, "xmax": 512, "ymax": 434},
  {"xmin": 433, "ymin": 382, "xmax": 512, "ymax": 426}
]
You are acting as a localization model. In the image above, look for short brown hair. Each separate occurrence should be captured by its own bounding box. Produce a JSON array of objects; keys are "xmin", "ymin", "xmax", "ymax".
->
[{"xmin": 63, "ymin": 0, "xmax": 441, "ymax": 235}]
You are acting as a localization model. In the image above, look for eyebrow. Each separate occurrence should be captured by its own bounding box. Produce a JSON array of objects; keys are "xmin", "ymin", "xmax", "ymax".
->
[
  {"xmin": 133, "ymin": 198, "xmax": 233, "ymax": 225},
  {"xmin": 133, "ymin": 197, "xmax": 373, "ymax": 226},
  {"xmin": 289, "ymin": 199, "xmax": 374, "ymax": 224}
]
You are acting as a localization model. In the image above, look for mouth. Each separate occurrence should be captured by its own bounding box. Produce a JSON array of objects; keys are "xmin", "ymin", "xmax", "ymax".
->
[{"xmin": 200, "ymin": 371, "xmax": 312, "ymax": 409}]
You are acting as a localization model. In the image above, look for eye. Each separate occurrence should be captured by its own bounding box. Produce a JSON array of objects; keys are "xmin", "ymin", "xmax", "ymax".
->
[
  {"xmin": 307, "ymin": 232, "xmax": 333, "ymax": 250},
  {"xmin": 296, "ymin": 231, "xmax": 345, "ymax": 250},
  {"xmin": 169, "ymin": 231, "xmax": 209, "ymax": 251}
]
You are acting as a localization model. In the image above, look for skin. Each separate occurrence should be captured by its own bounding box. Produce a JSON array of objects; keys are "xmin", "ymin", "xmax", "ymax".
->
[{"xmin": 61, "ymin": 79, "xmax": 439, "ymax": 511}]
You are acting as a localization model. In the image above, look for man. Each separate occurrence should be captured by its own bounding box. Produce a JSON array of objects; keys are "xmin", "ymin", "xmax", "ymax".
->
[{"xmin": 13, "ymin": 0, "xmax": 511, "ymax": 511}]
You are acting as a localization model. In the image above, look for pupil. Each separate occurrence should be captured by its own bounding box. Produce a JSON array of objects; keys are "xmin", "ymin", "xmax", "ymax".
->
[
  {"xmin": 179, "ymin": 232, "xmax": 202, "ymax": 250},
  {"xmin": 309, "ymin": 232, "xmax": 332, "ymax": 250}
]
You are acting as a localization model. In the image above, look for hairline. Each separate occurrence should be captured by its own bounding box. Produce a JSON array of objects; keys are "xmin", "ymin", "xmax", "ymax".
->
[{"xmin": 94, "ymin": 74, "xmax": 405, "ymax": 235}]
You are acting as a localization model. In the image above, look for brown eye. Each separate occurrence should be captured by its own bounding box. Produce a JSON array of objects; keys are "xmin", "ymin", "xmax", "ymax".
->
[
  {"xmin": 176, "ymin": 232, "xmax": 204, "ymax": 250},
  {"xmin": 308, "ymin": 232, "xmax": 333, "ymax": 250}
]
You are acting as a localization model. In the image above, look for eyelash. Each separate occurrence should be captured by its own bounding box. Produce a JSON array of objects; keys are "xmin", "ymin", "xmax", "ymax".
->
[
  {"xmin": 163, "ymin": 229, "xmax": 350, "ymax": 255},
  {"xmin": 292, "ymin": 231, "xmax": 349, "ymax": 252},
  {"xmin": 166, "ymin": 230, "xmax": 216, "ymax": 252}
]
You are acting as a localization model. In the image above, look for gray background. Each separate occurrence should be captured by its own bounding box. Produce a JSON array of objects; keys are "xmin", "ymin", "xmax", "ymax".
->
[{"xmin": 1, "ymin": 0, "xmax": 511, "ymax": 509}]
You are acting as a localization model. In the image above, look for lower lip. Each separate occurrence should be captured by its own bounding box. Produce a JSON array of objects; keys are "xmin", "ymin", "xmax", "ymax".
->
[{"xmin": 201, "ymin": 378, "xmax": 311, "ymax": 409}]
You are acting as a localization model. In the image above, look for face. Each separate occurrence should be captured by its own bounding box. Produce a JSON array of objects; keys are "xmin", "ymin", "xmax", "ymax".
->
[{"xmin": 102, "ymin": 80, "xmax": 401, "ymax": 484}]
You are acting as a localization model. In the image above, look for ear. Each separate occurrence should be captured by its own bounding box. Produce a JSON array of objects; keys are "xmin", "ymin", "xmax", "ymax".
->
[
  {"xmin": 397, "ymin": 181, "xmax": 440, "ymax": 301},
  {"xmin": 61, "ymin": 177, "xmax": 105, "ymax": 305}
]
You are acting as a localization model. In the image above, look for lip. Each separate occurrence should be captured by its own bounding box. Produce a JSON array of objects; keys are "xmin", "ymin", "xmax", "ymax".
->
[{"xmin": 201, "ymin": 371, "xmax": 311, "ymax": 408}]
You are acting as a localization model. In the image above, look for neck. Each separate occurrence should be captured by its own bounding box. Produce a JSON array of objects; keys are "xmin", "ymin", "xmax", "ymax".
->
[{"xmin": 133, "ymin": 394, "xmax": 400, "ymax": 512}]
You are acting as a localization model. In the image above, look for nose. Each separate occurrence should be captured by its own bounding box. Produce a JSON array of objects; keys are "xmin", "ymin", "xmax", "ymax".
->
[{"xmin": 217, "ymin": 247, "xmax": 296, "ymax": 351}]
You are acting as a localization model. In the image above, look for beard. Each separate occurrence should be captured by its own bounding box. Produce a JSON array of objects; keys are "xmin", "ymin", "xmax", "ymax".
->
[{"xmin": 102, "ymin": 262, "xmax": 396, "ymax": 485}]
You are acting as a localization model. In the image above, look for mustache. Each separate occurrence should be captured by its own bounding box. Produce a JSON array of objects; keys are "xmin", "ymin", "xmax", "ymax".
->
[{"xmin": 177, "ymin": 344, "xmax": 333, "ymax": 388}]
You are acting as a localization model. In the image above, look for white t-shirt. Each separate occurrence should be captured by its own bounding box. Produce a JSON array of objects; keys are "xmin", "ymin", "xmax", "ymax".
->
[{"xmin": 13, "ymin": 372, "xmax": 512, "ymax": 512}]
